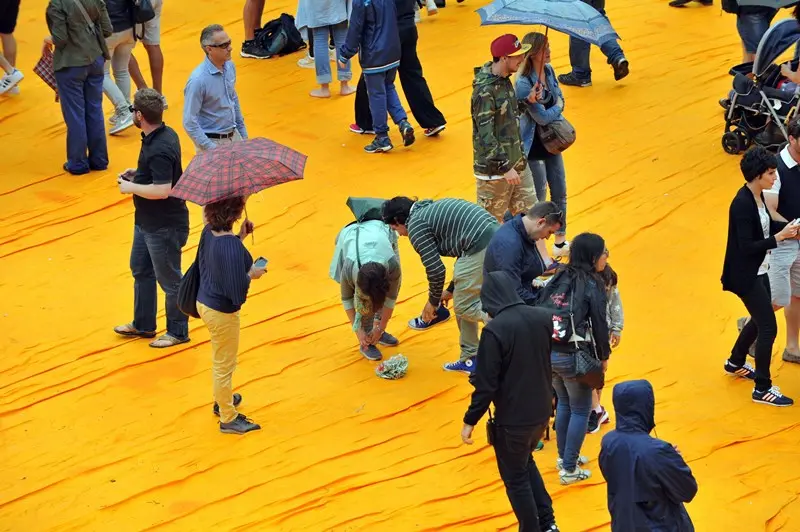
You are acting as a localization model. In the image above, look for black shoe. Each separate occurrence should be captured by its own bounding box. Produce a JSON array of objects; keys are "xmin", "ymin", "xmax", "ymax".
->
[
  {"xmin": 63, "ymin": 162, "xmax": 90, "ymax": 175},
  {"xmin": 669, "ymin": 0, "xmax": 692, "ymax": 6},
  {"xmin": 219, "ymin": 413, "xmax": 261, "ymax": 434},
  {"xmin": 241, "ymin": 40, "xmax": 271, "ymax": 59},
  {"xmin": 213, "ymin": 393, "xmax": 243, "ymax": 416},
  {"xmin": 364, "ymin": 136, "xmax": 393, "ymax": 153},
  {"xmin": 399, "ymin": 120, "xmax": 415, "ymax": 147},
  {"xmin": 558, "ymin": 72, "xmax": 592, "ymax": 87},
  {"xmin": 613, "ymin": 58, "xmax": 629, "ymax": 81},
  {"xmin": 724, "ymin": 360, "xmax": 756, "ymax": 380},
  {"xmin": 586, "ymin": 410, "xmax": 600, "ymax": 434},
  {"xmin": 752, "ymin": 386, "xmax": 794, "ymax": 407}
]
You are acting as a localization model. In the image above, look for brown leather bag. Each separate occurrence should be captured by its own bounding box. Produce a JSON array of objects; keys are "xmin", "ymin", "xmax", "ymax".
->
[{"xmin": 537, "ymin": 118, "xmax": 576, "ymax": 155}]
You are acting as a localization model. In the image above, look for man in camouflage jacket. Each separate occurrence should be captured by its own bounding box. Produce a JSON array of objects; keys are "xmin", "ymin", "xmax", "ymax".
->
[{"xmin": 471, "ymin": 34, "xmax": 538, "ymax": 223}]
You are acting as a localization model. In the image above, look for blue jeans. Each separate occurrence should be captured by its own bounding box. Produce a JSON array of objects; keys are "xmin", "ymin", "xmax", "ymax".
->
[
  {"xmin": 568, "ymin": 0, "xmax": 625, "ymax": 80},
  {"xmin": 313, "ymin": 22, "xmax": 351, "ymax": 84},
  {"xmin": 551, "ymin": 351, "xmax": 593, "ymax": 471},
  {"xmin": 737, "ymin": 9, "xmax": 777, "ymax": 54},
  {"xmin": 364, "ymin": 68, "xmax": 407, "ymax": 136},
  {"xmin": 131, "ymin": 225, "xmax": 190, "ymax": 340},
  {"xmin": 529, "ymin": 154, "xmax": 567, "ymax": 236},
  {"xmin": 54, "ymin": 56, "xmax": 108, "ymax": 173}
]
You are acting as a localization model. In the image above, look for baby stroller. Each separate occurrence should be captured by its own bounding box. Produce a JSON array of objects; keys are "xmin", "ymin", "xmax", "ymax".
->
[{"xmin": 721, "ymin": 18, "xmax": 800, "ymax": 155}]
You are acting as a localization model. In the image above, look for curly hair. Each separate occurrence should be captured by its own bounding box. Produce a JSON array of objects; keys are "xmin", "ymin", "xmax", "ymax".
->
[
  {"xmin": 204, "ymin": 196, "xmax": 246, "ymax": 232},
  {"xmin": 356, "ymin": 262, "xmax": 390, "ymax": 311},
  {"xmin": 600, "ymin": 263, "xmax": 618, "ymax": 290}
]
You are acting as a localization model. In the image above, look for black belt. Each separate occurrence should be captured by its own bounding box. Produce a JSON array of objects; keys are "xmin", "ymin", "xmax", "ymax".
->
[{"xmin": 206, "ymin": 131, "xmax": 235, "ymax": 139}]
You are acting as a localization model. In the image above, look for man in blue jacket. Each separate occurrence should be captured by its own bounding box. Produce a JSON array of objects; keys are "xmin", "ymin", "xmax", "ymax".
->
[
  {"xmin": 339, "ymin": 0, "xmax": 414, "ymax": 153},
  {"xmin": 483, "ymin": 201, "xmax": 563, "ymax": 305},
  {"xmin": 599, "ymin": 380, "xmax": 698, "ymax": 532}
]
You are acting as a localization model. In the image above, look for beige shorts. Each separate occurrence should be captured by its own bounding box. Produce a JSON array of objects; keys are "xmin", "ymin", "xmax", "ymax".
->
[
  {"xmin": 138, "ymin": 0, "xmax": 163, "ymax": 46},
  {"xmin": 476, "ymin": 164, "xmax": 536, "ymax": 222}
]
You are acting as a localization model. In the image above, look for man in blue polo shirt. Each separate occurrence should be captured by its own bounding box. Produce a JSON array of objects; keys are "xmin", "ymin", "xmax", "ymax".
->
[{"xmin": 483, "ymin": 201, "xmax": 563, "ymax": 305}]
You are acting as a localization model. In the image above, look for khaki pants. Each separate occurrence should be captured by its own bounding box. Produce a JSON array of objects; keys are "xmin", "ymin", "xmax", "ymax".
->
[
  {"xmin": 453, "ymin": 248, "xmax": 487, "ymax": 360},
  {"xmin": 476, "ymin": 165, "xmax": 537, "ymax": 221},
  {"xmin": 198, "ymin": 302, "xmax": 240, "ymax": 423},
  {"xmin": 198, "ymin": 129, "xmax": 243, "ymax": 152}
]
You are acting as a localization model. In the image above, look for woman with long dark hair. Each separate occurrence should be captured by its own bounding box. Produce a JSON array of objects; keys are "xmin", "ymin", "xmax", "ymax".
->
[
  {"xmin": 330, "ymin": 218, "xmax": 402, "ymax": 360},
  {"xmin": 722, "ymin": 147, "xmax": 795, "ymax": 407},
  {"xmin": 516, "ymin": 32, "xmax": 570, "ymax": 262},
  {"xmin": 197, "ymin": 196, "xmax": 267, "ymax": 435},
  {"xmin": 536, "ymin": 232, "xmax": 611, "ymax": 485}
]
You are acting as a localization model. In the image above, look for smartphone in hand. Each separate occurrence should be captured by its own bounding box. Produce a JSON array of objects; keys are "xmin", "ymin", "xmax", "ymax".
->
[{"xmin": 254, "ymin": 257, "xmax": 268, "ymax": 269}]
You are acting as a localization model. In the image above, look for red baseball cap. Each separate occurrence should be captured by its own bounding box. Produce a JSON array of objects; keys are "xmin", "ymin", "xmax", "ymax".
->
[{"xmin": 490, "ymin": 34, "xmax": 531, "ymax": 58}]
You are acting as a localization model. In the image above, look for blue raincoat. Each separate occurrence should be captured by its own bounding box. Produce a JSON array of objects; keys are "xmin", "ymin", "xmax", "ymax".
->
[{"xmin": 599, "ymin": 380, "xmax": 698, "ymax": 532}]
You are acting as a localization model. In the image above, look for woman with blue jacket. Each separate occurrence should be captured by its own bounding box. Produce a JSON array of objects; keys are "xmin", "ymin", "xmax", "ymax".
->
[{"xmin": 516, "ymin": 32, "xmax": 570, "ymax": 259}]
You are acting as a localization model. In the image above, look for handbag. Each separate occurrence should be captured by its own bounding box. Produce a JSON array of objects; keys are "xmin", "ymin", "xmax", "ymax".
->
[
  {"xmin": 568, "ymin": 288, "xmax": 605, "ymax": 389},
  {"xmin": 485, "ymin": 408, "xmax": 496, "ymax": 446},
  {"xmin": 34, "ymin": 49, "xmax": 59, "ymax": 101},
  {"xmin": 177, "ymin": 227, "xmax": 207, "ymax": 319},
  {"xmin": 528, "ymin": 71, "xmax": 576, "ymax": 155},
  {"xmin": 133, "ymin": 0, "xmax": 156, "ymax": 24},
  {"xmin": 537, "ymin": 118, "xmax": 576, "ymax": 155}
]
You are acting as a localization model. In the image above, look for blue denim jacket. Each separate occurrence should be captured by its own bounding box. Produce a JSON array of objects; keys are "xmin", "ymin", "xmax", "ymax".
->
[{"xmin": 515, "ymin": 64, "xmax": 565, "ymax": 155}]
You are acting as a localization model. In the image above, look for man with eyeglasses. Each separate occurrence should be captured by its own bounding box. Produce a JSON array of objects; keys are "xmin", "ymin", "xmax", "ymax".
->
[
  {"xmin": 183, "ymin": 24, "xmax": 249, "ymax": 152},
  {"xmin": 115, "ymin": 88, "xmax": 191, "ymax": 349},
  {"xmin": 484, "ymin": 202, "xmax": 564, "ymax": 306}
]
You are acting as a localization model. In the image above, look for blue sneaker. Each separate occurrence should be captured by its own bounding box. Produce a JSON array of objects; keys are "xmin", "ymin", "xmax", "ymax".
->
[
  {"xmin": 360, "ymin": 345, "xmax": 383, "ymax": 361},
  {"xmin": 408, "ymin": 305, "xmax": 451, "ymax": 331},
  {"xmin": 443, "ymin": 357, "xmax": 475, "ymax": 375},
  {"xmin": 378, "ymin": 331, "xmax": 399, "ymax": 346}
]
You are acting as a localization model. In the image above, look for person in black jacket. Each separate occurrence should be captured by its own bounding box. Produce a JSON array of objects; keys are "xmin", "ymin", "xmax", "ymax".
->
[
  {"xmin": 462, "ymin": 271, "xmax": 559, "ymax": 532},
  {"xmin": 536, "ymin": 232, "xmax": 611, "ymax": 485},
  {"xmin": 350, "ymin": 0, "xmax": 446, "ymax": 138},
  {"xmin": 721, "ymin": 147, "xmax": 796, "ymax": 407}
]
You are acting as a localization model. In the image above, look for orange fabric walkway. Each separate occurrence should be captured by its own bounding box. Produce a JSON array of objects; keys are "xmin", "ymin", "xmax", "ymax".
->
[{"xmin": 2, "ymin": 0, "xmax": 800, "ymax": 530}]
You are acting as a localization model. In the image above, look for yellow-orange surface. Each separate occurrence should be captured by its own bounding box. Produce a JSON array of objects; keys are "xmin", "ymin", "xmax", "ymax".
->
[{"xmin": 2, "ymin": 0, "xmax": 800, "ymax": 530}]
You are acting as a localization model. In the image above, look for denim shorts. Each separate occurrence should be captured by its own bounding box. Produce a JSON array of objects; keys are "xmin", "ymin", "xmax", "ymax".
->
[{"xmin": 737, "ymin": 9, "xmax": 777, "ymax": 54}]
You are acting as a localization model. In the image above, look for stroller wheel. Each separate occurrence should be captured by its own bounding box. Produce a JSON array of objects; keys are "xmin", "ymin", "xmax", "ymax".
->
[
  {"xmin": 734, "ymin": 128, "xmax": 751, "ymax": 150},
  {"xmin": 722, "ymin": 131, "xmax": 743, "ymax": 155}
]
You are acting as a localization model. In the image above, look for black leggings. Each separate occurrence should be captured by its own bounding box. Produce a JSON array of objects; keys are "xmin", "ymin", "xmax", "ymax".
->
[{"xmin": 731, "ymin": 274, "xmax": 775, "ymax": 391}]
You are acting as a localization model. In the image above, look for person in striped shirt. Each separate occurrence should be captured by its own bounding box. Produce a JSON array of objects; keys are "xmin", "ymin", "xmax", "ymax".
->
[{"xmin": 382, "ymin": 196, "xmax": 499, "ymax": 374}]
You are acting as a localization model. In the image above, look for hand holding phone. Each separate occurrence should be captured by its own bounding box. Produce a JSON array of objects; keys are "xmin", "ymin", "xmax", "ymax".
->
[{"xmin": 254, "ymin": 257, "xmax": 268, "ymax": 268}]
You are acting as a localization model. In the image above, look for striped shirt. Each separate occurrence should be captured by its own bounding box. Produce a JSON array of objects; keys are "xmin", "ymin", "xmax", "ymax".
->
[{"xmin": 407, "ymin": 199, "xmax": 499, "ymax": 306}]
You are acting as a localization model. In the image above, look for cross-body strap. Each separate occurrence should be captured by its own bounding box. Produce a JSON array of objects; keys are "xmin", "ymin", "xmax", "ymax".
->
[{"xmin": 70, "ymin": 0, "xmax": 98, "ymax": 35}]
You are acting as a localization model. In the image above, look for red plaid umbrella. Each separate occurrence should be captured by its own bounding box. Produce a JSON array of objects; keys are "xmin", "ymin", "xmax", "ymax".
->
[{"xmin": 171, "ymin": 137, "xmax": 307, "ymax": 205}]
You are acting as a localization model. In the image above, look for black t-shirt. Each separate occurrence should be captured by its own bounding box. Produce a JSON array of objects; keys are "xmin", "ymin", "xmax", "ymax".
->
[{"xmin": 133, "ymin": 123, "xmax": 189, "ymax": 232}]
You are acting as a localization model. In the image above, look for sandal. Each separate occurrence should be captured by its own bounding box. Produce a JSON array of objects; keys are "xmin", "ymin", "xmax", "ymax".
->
[
  {"xmin": 114, "ymin": 323, "xmax": 156, "ymax": 339},
  {"xmin": 149, "ymin": 334, "xmax": 190, "ymax": 349}
]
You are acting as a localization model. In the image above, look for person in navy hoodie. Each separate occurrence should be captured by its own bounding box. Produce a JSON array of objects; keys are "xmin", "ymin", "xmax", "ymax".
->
[
  {"xmin": 339, "ymin": 0, "xmax": 415, "ymax": 153},
  {"xmin": 599, "ymin": 380, "xmax": 698, "ymax": 532},
  {"xmin": 483, "ymin": 201, "xmax": 563, "ymax": 305}
]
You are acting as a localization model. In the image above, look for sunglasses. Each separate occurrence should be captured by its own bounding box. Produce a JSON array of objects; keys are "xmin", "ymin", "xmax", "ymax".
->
[
  {"xmin": 543, "ymin": 210, "xmax": 564, "ymax": 225},
  {"xmin": 208, "ymin": 40, "xmax": 232, "ymax": 49},
  {"xmin": 128, "ymin": 105, "xmax": 137, "ymax": 114}
]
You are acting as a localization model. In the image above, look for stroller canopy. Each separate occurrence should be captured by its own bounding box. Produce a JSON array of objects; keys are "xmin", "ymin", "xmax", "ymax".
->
[{"xmin": 754, "ymin": 18, "xmax": 800, "ymax": 78}]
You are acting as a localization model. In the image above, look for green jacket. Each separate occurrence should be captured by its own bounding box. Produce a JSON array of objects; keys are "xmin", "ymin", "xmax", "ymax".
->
[
  {"xmin": 46, "ymin": 0, "xmax": 112, "ymax": 72},
  {"xmin": 471, "ymin": 62, "xmax": 527, "ymax": 176}
]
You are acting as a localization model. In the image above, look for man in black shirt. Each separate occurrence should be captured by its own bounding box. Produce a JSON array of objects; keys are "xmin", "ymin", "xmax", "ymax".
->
[
  {"xmin": 114, "ymin": 88, "xmax": 191, "ymax": 348},
  {"xmin": 461, "ymin": 271, "xmax": 558, "ymax": 532}
]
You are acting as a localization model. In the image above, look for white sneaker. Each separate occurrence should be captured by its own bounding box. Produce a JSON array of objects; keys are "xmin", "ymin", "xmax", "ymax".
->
[
  {"xmin": 329, "ymin": 47, "xmax": 336, "ymax": 62},
  {"xmin": 552, "ymin": 240, "xmax": 571, "ymax": 258},
  {"xmin": 297, "ymin": 53, "xmax": 314, "ymax": 69},
  {"xmin": 426, "ymin": 0, "xmax": 439, "ymax": 15},
  {"xmin": 109, "ymin": 111, "xmax": 134, "ymax": 135},
  {"xmin": 556, "ymin": 455, "xmax": 589, "ymax": 471},
  {"xmin": 0, "ymin": 69, "xmax": 24, "ymax": 95},
  {"xmin": 560, "ymin": 466, "xmax": 591, "ymax": 485}
]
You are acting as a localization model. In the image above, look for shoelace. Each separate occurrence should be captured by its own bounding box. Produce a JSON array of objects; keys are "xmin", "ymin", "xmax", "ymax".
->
[
  {"xmin": 767, "ymin": 386, "xmax": 784, "ymax": 398},
  {"xmin": 743, "ymin": 362, "xmax": 756, "ymax": 372}
]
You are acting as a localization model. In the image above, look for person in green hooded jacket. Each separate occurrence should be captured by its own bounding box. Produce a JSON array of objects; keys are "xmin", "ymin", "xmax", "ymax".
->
[{"xmin": 330, "ymin": 219, "xmax": 402, "ymax": 361}]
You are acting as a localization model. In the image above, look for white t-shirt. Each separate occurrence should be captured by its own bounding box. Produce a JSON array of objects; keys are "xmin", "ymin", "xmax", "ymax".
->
[{"xmin": 758, "ymin": 204, "xmax": 771, "ymax": 275}]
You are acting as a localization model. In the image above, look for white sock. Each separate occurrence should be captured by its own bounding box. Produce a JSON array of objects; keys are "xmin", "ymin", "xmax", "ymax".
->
[{"xmin": 594, "ymin": 405, "xmax": 603, "ymax": 414}]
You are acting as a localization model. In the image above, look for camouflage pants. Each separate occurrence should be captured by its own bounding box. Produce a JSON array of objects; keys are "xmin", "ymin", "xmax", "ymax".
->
[{"xmin": 475, "ymin": 165, "xmax": 536, "ymax": 222}]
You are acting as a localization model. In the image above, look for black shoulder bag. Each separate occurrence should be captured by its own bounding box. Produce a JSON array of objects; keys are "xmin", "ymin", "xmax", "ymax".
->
[
  {"xmin": 486, "ymin": 408, "xmax": 496, "ymax": 446},
  {"xmin": 177, "ymin": 226, "xmax": 207, "ymax": 319},
  {"xmin": 569, "ymin": 281, "xmax": 605, "ymax": 389}
]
